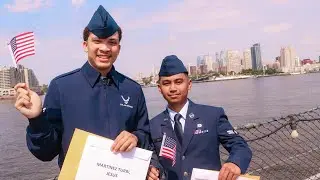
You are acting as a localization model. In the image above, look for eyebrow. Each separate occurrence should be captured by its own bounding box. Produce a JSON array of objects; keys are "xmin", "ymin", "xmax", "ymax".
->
[
  {"xmin": 91, "ymin": 37, "xmax": 101, "ymax": 40},
  {"xmin": 162, "ymin": 78, "xmax": 183, "ymax": 83},
  {"xmin": 108, "ymin": 38, "xmax": 119, "ymax": 42}
]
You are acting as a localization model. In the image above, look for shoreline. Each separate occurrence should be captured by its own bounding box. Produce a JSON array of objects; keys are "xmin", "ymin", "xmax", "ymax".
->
[
  {"xmin": 0, "ymin": 96, "xmax": 15, "ymax": 100},
  {"xmin": 0, "ymin": 93, "xmax": 45, "ymax": 101},
  {"xmin": 142, "ymin": 71, "xmax": 319, "ymax": 87}
]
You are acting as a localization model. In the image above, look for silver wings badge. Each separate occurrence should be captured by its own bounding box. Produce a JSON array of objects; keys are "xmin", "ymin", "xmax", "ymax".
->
[{"xmin": 121, "ymin": 95, "xmax": 130, "ymax": 105}]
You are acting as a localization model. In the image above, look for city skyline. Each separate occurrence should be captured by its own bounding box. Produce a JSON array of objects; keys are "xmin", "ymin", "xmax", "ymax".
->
[
  {"xmin": 0, "ymin": 0, "xmax": 319, "ymax": 84},
  {"xmin": 150, "ymin": 43, "xmax": 320, "ymax": 75}
]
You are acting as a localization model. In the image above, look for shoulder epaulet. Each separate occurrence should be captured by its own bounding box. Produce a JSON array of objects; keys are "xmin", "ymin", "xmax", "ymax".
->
[{"xmin": 53, "ymin": 68, "xmax": 81, "ymax": 80}]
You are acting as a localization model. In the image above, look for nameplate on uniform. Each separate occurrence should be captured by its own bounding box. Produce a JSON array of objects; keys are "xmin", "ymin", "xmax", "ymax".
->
[{"xmin": 58, "ymin": 128, "xmax": 152, "ymax": 180}]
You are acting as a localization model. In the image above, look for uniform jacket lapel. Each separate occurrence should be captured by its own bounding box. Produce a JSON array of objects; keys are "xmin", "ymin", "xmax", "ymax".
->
[
  {"xmin": 182, "ymin": 100, "xmax": 199, "ymax": 154},
  {"xmin": 160, "ymin": 110, "xmax": 182, "ymax": 152}
]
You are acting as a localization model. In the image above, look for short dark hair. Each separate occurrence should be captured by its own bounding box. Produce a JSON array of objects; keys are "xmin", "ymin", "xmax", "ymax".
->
[
  {"xmin": 157, "ymin": 72, "xmax": 189, "ymax": 84},
  {"xmin": 82, "ymin": 27, "xmax": 122, "ymax": 42}
]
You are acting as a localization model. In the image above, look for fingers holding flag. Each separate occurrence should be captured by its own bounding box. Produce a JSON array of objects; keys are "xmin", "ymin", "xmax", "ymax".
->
[{"xmin": 14, "ymin": 83, "xmax": 42, "ymax": 119}]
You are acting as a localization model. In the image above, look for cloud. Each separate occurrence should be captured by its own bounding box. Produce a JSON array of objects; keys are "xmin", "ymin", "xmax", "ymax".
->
[
  {"xmin": 263, "ymin": 23, "xmax": 292, "ymax": 33},
  {"xmin": 71, "ymin": 0, "xmax": 86, "ymax": 7},
  {"xmin": 207, "ymin": 41, "xmax": 217, "ymax": 45},
  {"xmin": 124, "ymin": 0, "xmax": 255, "ymax": 32},
  {"xmin": 5, "ymin": 0, "xmax": 51, "ymax": 12}
]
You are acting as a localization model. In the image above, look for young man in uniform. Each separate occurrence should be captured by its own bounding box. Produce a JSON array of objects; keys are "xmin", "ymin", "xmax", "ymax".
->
[
  {"xmin": 14, "ymin": 5, "xmax": 150, "ymax": 170},
  {"xmin": 146, "ymin": 55, "xmax": 252, "ymax": 180}
]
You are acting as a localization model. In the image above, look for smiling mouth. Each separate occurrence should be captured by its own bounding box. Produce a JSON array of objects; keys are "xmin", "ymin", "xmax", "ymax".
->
[
  {"xmin": 97, "ymin": 55, "xmax": 111, "ymax": 60},
  {"xmin": 169, "ymin": 95, "xmax": 179, "ymax": 98}
]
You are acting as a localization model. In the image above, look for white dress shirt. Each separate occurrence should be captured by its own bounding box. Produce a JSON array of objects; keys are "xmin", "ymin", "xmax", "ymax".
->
[{"xmin": 167, "ymin": 100, "xmax": 189, "ymax": 132}]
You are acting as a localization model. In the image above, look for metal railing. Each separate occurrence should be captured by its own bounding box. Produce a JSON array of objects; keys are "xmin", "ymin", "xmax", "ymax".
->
[{"xmin": 220, "ymin": 107, "xmax": 320, "ymax": 180}]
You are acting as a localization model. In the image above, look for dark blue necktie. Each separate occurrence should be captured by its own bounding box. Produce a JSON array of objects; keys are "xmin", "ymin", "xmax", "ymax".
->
[
  {"xmin": 174, "ymin": 113, "xmax": 183, "ymax": 145},
  {"xmin": 101, "ymin": 77, "xmax": 110, "ymax": 86}
]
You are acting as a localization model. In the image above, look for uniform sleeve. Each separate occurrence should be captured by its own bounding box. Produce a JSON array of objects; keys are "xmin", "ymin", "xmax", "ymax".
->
[
  {"xmin": 132, "ymin": 87, "xmax": 151, "ymax": 148},
  {"xmin": 217, "ymin": 107, "xmax": 252, "ymax": 174},
  {"xmin": 26, "ymin": 79, "xmax": 63, "ymax": 161}
]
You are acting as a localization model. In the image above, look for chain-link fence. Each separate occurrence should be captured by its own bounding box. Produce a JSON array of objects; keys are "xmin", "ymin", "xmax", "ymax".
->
[{"xmin": 220, "ymin": 107, "xmax": 320, "ymax": 180}]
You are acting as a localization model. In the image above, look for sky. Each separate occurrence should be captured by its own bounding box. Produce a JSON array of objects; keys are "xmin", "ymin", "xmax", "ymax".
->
[{"xmin": 0, "ymin": 0, "xmax": 319, "ymax": 84}]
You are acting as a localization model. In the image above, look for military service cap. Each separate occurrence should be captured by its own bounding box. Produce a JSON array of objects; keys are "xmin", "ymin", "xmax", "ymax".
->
[
  {"xmin": 86, "ymin": 5, "xmax": 120, "ymax": 38},
  {"xmin": 158, "ymin": 55, "xmax": 188, "ymax": 76}
]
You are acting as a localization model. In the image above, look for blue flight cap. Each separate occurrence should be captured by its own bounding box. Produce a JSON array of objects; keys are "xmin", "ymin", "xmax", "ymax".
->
[
  {"xmin": 158, "ymin": 55, "xmax": 188, "ymax": 76},
  {"xmin": 86, "ymin": 5, "xmax": 120, "ymax": 39}
]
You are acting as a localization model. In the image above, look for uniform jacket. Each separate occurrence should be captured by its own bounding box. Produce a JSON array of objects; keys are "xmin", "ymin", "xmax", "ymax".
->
[
  {"xmin": 149, "ymin": 100, "xmax": 252, "ymax": 180},
  {"xmin": 26, "ymin": 61, "xmax": 150, "ymax": 168}
]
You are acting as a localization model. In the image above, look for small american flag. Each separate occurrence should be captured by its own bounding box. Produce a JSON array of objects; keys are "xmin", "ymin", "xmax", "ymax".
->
[
  {"xmin": 7, "ymin": 32, "xmax": 35, "ymax": 66},
  {"xmin": 159, "ymin": 133, "xmax": 177, "ymax": 166}
]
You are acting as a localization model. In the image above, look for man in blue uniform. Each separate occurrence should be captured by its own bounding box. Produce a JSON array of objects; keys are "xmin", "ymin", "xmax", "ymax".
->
[
  {"xmin": 14, "ymin": 5, "xmax": 150, "ymax": 170},
  {"xmin": 146, "ymin": 55, "xmax": 252, "ymax": 180}
]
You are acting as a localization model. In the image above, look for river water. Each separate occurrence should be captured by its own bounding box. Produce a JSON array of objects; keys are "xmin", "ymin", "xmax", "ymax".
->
[{"xmin": 0, "ymin": 73, "xmax": 319, "ymax": 180}]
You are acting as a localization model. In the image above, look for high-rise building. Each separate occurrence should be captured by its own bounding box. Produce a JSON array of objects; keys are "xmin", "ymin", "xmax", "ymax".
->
[
  {"xmin": 0, "ymin": 65, "xmax": 39, "ymax": 90},
  {"xmin": 220, "ymin": 51, "xmax": 226, "ymax": 67},
  {"xmin": 197, "ymin": 56, "xmax": 204, "ymax": 67},
  {"xmin": 280, "ymin": 47, "xmax": 289, "ymax": 68},
  {"xmin": 251, "ymin": 43, "xmax": 263, "ymax": 70},
  {"xmin": 243, "ymin": 49, "xmax": 252, "ymax": 70},
  {"xmin": 203, "ymin": 54, "xmax": 213, "ymax": 72},
  {"xmin": 212, "ymin": 61, "xmax": 219, "ymax": 72},
  {"xmin": 280, "ymin": 46, "xmax": 297, "ymax": 72},
  {"xmin": 24, "ymin": 68, "xmax": 39, "ymax": 88},
  {"xmin": 215, "ymin": 52, "xmax": 220, "ymax": 68},
  {"xmin": 226, "ymin": 50, "xmax": 241, "ymax": 74},
  {"xmin": 217, "ymin": 51, "xmax": 227, "ymax": 73},
  {"xmin": 189, "ymin": 65, "xmax": 197, "ymax": 76},
  {"xmin": 199, "ymin": 65, "xmax": 208, "ymax": 74},
  {"xmin": 295, "ymin": 56, "xmax": 301, "ymax": 67},
  {"xmin": 0, "ymin": 67, "xmax": 12, "ymax": 89}
]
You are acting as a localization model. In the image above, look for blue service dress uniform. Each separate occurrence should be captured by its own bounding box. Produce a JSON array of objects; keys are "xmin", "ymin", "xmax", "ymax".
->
[
  {"xmin": 26, "ymin": 61, "xmax": 150, "ymax": 168},
  {"xmin": 149, "ymin": 100, "xmax": 252, "ymax": 180}
]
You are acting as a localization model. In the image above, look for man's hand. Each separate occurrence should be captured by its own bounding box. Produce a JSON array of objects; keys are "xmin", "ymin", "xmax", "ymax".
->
[
  {"xmin": 218, "ymin": 162, "xmax": 241, "ymax": 180},
  {"xmin": 111, "ymin": 131, "xmax": 138, "ymax": 152},
  {"xmin": 14, "ymin": 83, "xmax": 42, "ymax": 119},
  {"xmin": 146, "ymin": 166, "xmax": 159, "ymax": 180}
]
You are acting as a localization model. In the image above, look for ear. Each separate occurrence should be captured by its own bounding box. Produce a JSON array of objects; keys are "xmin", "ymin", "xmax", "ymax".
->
[
  {"xmin": 82, "ymin": 41, "xmax": 88, "ymax": 53},
  {"xmin": 188, "ymin": 79, "xmax": 192, "ymax": 91},
  {"xmin": 157, "ymin": 83, "xmax": 162, "ymax": 94},
  {"xmin": 118, "ymin": 44, "xmax": 121, "ymax": 54}
]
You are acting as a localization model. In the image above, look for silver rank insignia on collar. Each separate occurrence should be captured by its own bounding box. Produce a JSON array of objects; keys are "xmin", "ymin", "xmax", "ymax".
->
[{"xmin": 189, "ymin": 113, "xmax": 195, "ymax": 119}]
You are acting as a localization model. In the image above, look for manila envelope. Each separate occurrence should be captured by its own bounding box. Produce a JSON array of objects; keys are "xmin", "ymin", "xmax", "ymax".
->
[
  {"xmin": 191, "ymin": 168, "xmax": 260, "ymax": 180},
  {"xmin": 58, "ymin": 128, "xmax": 152, "ymax": 180}
]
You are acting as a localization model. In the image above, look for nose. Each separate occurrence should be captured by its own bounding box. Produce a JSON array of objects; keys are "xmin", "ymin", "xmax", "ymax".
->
[
  {"xmin": 99, "ymin": 43, "xmax": 110, "ymax": 52},
  {"xmin": 169, "ymin": 83, "xmax": 177, "ymax": 92}
]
